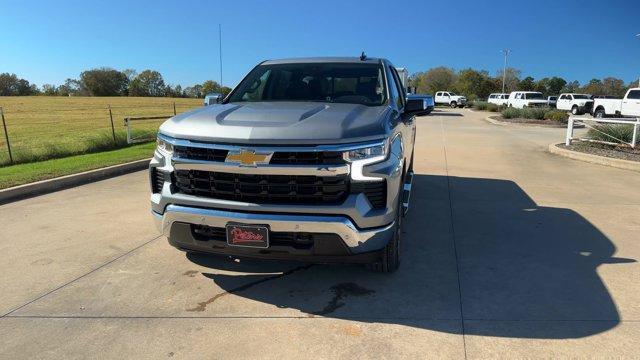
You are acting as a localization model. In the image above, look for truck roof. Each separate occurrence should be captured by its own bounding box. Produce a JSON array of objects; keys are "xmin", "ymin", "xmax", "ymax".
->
[{"xmin": 262, "ymin": 57, "xmax": 383, "ymax": 65}]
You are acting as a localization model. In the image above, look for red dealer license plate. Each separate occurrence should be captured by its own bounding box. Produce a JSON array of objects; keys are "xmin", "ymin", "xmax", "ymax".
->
[{"xmin": 226, "ymin": 224, "xmax": 270, "ymax": 248}]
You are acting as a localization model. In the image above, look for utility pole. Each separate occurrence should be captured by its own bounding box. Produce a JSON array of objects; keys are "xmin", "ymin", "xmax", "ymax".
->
[
  {"xmin": 636, "ymin": 34, "xmax": 640, "ymax": 87},
  {"xmin": 219, "ymin": 24, "xmax": 223, "ymax": 86},
  {"xmin": 501, "ymin": 49, "xmax": 511, "ymax": 94}
]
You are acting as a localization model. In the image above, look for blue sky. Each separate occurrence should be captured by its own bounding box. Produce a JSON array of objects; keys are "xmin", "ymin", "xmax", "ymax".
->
[{"xmin": 1, "ymin": 0, "xmax": 639, "ymax": 88}]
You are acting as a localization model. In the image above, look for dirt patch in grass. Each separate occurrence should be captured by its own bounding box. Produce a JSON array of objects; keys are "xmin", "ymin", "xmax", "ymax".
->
[
  {"xmin": 558, "ymin": 142, "xmax": 640, "ymax": 162},
  {"xmin": 489, "ymin": 115, "xmax": 567, "ymax": 127}
]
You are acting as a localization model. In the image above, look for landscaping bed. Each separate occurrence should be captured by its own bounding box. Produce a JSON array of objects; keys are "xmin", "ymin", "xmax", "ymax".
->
[
  {"xmin": 558, "ymin": 142, "xmax": 640, "ymax": 162},
  {"xmin": 488, "ymin": 115, "xmax": 568, "ymax": 127}
]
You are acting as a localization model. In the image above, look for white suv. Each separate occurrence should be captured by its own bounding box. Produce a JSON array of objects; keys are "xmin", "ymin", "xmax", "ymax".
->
[
  {"xmin": 507, "ymin": 91, "xmax": 548, "ymax": 109},
  {"xmin": 556, "ymin": 93, "xmax": 594, "ymax": 115},
  {"xmin": 435, "ymin": 91, "xmax": 467, "ymax": 108}
]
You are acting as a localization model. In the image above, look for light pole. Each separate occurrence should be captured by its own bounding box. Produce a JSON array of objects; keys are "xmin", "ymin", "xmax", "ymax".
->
[
  {"xmin": 501, "ymin": 49, "xmax": 511, "ymax": 93},
  {"xmin": 636, "ymin": 34, "xmax": 639, "ymax": 87}
]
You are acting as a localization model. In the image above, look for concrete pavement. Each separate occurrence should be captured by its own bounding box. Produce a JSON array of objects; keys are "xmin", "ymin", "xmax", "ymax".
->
[{"xmin": 1, "ymin": 108, "xmax": 639, "ymax": 358}]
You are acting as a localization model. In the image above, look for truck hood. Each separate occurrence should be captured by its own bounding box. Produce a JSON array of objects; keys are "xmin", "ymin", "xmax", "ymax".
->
[{"xmin": 159, "ymin": 102, "xmax": 390, "ymax": 145}]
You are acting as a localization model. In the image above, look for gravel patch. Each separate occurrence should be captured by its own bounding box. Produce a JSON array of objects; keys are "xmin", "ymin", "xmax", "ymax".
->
[{"xmin": 558, "ymin": 142, "xmax": 640, "ymax": 162}]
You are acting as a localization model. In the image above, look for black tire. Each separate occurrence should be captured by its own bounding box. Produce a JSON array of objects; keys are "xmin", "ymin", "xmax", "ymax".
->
[
  {"xmin": 369, "ymin": 177, "xmax": 404, "ymax": 273},
  {"xmin": 571, "ymin": 105, "xmax": 579, "ymax": 115},
  {"xmin": 450, "ymin": 101, "xmax": 457, "ymax": 108},
  {"xmin": 594, "ymin": 109, "xmax": 606, "ymax": 118}
]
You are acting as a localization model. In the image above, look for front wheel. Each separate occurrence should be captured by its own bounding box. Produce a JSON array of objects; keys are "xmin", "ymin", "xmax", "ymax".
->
[
  {"xmin": 369, "ymin": 180, "xmax": 404, "ymax": 273},
  {"xmin": 450, "ymin": 101, "xmax": 457, "ymax": 108},
  {"xmin": 571, "ymin": 105, "xmax": 579, "ymax": 115}
]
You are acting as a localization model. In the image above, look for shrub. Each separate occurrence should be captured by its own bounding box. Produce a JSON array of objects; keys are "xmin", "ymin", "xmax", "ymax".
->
[
  {"xmin": 544, "ymin": 110, "xmax": 569, "ymax": 123},
  {"xmin": 587, "ymin": 124, "xmax": 634, "ymax": 143},
  {"xmin": 473, "ymin": 101, "xmax": 489, "ymax": 111},
  {"xmin": 501, "ymin": 107, "xmax": 521, "ymax": 119},
  {"xmin": 520, "ymin": 107, "xmax": 546, "ymax": 120},
  {"xmin": 486, "ymin": 103, "xmax": 502, "ymax": 112}
]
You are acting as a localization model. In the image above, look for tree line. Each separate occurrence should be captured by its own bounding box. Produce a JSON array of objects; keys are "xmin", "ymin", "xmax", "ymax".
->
[
  {"xmin": 0, "ymin": 68, "xmax": 232, "ymax": 98},
  {"xmin": 409, "ymin": 67, "xmax": 637, "ymax": 100},
  {"xmin": 2, "ymin": 66, "xmax": 637, "ymax": 100}
]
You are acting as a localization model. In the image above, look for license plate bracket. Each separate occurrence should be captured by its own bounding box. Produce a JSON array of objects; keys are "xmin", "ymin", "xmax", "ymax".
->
[{"xmin": 226, "ymin": 224, "xmax": 269, "ymax": 248}]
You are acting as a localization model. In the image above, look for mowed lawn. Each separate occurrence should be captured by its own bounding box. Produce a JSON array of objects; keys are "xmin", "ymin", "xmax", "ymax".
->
[{"xmin": 0, "ymin": 96, "xmax": 202, "ymax": 166}]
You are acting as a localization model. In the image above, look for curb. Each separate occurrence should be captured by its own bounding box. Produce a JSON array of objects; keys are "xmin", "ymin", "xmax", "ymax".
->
[
  {"xmin": 0, "ymin": 158, "xmax": 151, "ymax": 205},
  {"xmin": 484, "ymin": 115, "xmax": 579, "ymax": 128},
  {"xmin": 548, "ymin": 143, "xmax": 640, "ymax": 172}
]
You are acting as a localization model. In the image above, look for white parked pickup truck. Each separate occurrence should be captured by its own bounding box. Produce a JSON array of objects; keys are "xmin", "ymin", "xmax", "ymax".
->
[
  {"xmin": 592, "ymin": 88, "xmax": 640, "ymax": 118},
  {"xmin": 435, "ymin": 91, "xmax": 467, "ymax": 108},
  {"xmin": 556, "ymin": 93, "xmax": 593, "ymax": 115}
]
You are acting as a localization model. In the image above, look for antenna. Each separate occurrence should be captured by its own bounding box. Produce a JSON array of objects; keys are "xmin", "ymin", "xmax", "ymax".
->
[
  {"xmin": 360, "ymin": 51, "xmax": 367, "ymax": 61},
  {"xmin": 219, "ymin": 24, "xmax": 223, "ymax": 86}
]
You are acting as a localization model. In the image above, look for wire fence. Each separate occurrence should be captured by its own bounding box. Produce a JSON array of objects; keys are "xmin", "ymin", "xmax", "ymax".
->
[{"xmin": 0, "ymin": 98, "xmax": 202, "ymax": 166}]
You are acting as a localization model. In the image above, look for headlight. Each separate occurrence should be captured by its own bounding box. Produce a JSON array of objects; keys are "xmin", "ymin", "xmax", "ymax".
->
[
  {"xmin": 156, "ymin": 136, "xmax": 174, "ymax": 155},
  {"xmin": 344, "ymin": 140, "xmax": 388, "ymax": 181},
  {"xmin": 578, "ymin": 102, "xmax": 585, "ymax": 106}
]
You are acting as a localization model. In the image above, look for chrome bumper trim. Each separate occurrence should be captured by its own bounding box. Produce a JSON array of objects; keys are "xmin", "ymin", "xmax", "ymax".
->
[
  {"xmin": 154, "ymin": 205, "xmax": 395, "ymax": 253},
  {"xmin": 172, "ymin": 157, "xmax": 350, "ymax": 176}
]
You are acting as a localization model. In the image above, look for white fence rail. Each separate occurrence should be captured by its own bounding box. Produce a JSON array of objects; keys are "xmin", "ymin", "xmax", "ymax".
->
[
  {"xmin": 566, "ymin": 116, "xmax": 640, "ymax": 149},
  {"xmin": 124, "ymin": 115, "xmax": 172, "ymax": 144}
]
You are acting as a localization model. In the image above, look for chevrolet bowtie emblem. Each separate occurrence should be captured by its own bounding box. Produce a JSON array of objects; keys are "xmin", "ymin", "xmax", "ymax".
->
[{"xmin": 225, "ymin": 149, "xmax": 272, "ymax": 167}]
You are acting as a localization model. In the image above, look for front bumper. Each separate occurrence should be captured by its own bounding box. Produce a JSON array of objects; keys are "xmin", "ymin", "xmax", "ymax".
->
[
  {"xmin": 153, "ymin": 205, "xmax": 395, "ymax": 257},
  {"xmin": 150, "ymin": 135, "xmax": 409, "ymax": 260}
]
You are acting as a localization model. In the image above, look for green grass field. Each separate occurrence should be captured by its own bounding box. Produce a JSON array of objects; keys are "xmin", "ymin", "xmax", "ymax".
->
[
  {"xmin": 0, "ymin": 142, "xmax": 155, "ymax": 189},
  {"xmin": 0, "ymin": 96, "xmax": 202, "ymax": 166}
]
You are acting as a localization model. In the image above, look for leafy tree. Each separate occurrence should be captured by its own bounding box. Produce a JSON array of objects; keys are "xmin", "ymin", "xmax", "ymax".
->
[
  {"xmin": 220, "ymin": 86, "xmax": 232, "ymax": 96},
  {"xmin": 0, "ymin": 73, "xmax": 37, "ymax": 95},
  {"xmin": 80, "ymin": 68, "xmax": 129, "ymax": 96},
  {"xmin": 600, "ymin": 77, "xmax": 626, "ymax": 97},
  {"xmin": 581, "ymin": 79, "xmax": 603, "ymax": 95},
  {"xmin": 495, "ymin": 67, "xmax": 521, "ymax": 92},
  {"xmin": 561, "ymin": 80, "xmax": 581, "ymax": 93},
  {"xmin": 518, "ymin": 76, "xmax": 536, "ymax": 91},
  {"xmin": 411, "ymin": 67, "xmax": 457, "ymax": 95},
  {"xmin": 202, "ymin": 80, "xmax": 222, "ymax": 95},
  {"xmin": 184, "ymin": 84, "xmax": 204, "ymax": 98},
  {"xmin": 546, "ymin": 77, "xmax": 567, "ymax": 95},
  {"xmin": 452, "ymin": 68, "xmax": 497, "ymax": 100},
  {"xmin": 42, "ymin": 84, "xmax": 58, "ymax": 96},
  {"xmin": 129, "ymin": 70, "xmax": 166, "ymax": 97}
]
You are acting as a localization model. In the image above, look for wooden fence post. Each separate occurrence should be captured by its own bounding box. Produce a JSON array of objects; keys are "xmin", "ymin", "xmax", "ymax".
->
[
  {"xmin": 0, "ymin": 107, "xmax": 14, "ymax": 164},
  {"xmin": 108, "ymin": 105, "xmax": 116, "ymax": 144}
]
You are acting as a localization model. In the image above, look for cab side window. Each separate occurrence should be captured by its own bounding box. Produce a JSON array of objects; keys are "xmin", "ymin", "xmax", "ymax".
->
[
  {"xmin": 627, "ymin": 90, "xmax": 640, "ymax": 99},
  {"xmin": 387, "ymin": 67, "xmax": 400, "ymax": 109}
]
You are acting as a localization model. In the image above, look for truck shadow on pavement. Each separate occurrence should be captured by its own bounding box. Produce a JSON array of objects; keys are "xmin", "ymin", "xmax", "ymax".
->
[{"xmin": 187, "ymin": 174, "xmax": 634, "ymax": 339}]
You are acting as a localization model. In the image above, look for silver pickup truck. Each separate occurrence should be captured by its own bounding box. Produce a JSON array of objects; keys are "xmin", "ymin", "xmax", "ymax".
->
[{"xmin": 150, "ymin": 57, "xmax": 426, "ymax": 272}]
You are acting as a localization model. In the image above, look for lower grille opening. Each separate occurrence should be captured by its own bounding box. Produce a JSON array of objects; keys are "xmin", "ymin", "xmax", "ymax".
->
[
  {"xmin": 192, "ymin": 224, "xmax": 326, "ymax": 250},
  {"xmin": 351, "ymin": 180, "xmax": 387, "ymax": 209}
]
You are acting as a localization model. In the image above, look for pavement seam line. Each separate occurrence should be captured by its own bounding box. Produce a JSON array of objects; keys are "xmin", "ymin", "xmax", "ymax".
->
[
  {"xmin": 0, "ymin": 234, "xmax": 163, "ymax": 318},
  {"xmin": 440, "ymin": 117, "xmax": 468, "ymax": 360}
]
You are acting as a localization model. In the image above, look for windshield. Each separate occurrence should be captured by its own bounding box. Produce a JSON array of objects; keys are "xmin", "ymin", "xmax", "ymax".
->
[
  {"xmin": 227, "ymin": 63, "xmax": 387, "ymax": 106},
  {"xmin": 525, "ymin": 93, "xmax": 544, "ymax": 100},
  {"xmin": 573, "ymin": 94, "xmax": 590, "ymax": 99},
  {"xmin": 449, "ymin": 92, "xmax": 457, "ymax": 96}
]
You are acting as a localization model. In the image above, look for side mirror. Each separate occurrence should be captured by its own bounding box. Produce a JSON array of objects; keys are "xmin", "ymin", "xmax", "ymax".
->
[{"xmin": 404, "ymin": 98, "xmax": 428, "ymax": 115}]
